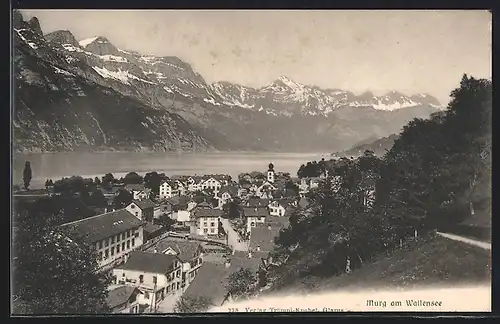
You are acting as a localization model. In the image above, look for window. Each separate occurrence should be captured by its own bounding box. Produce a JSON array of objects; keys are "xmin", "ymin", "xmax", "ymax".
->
[
  {"xmin": 210, "ymin": 222, "xmax": 215, "ymax": 227},
  {"xmin": 116, "ymin": 234, "xmax": 120, "ymax": 242},
  {"xmin": 116, "ymin": 245, "xmax": 120, "ymax": 253},
  {"xmin": 171, "ymin": 283, "xmax": 175, "ymax": 290},
  {"xmin": 122, "ymin": 233, "xmax": 125, "ymax": 240},
  {"xmin": 144, "ymin": 292, "xmax": 150, "ymax": 299},
  {"xmin": 99, "ymin": 240, "xmax": 103, "ymax": 249},
  {"xmin": 139, "ymin": 275, "xmax": 144, "ymax": 283},
  {"xmin": 203, "ymin": 228, "xmax": 208, "ymax": 234},
  {"xmin": 203, "ymin": 222, "xmax": 208, "ymax": 227},
  {"xmin": 153, "ymin": 276, "xmax": 157, "ymax": 284},
  {"xmin": 127, "ymin": 230, "xmax": 131, "ymax": 238},
  {"xmin": 135, "ymin": 212, "xmax": 139, "ymax": 217},
  {"xmin": 99, "ymin": 251, "xmax": 103, "ymax": 260},
  {"xmin": 127, "ymin": 240, "xmax": 130, "ymax": 249},
  {"xmin": 132, "ymin": 238, "xmax": 135, "ymax": 247},
  {"xmin": 104, "ymin": 249, "xmax": 109, "ymax": 259},
  {"xmin": 111, "ymin": 247, "xmax": 115, "ymax": 256},
  {"xmin": 130, "ymin": 204, "xmax": 135, "ymax": 209},
  {"xmin": 122, "ymin": 242, "xmax": 126, "ymax": 250},
  {"xmin": 104, "ymin": 240, "xmax": 109, "ymax": 247},
  {"xmin": 176, "ymin": 282, "xmax": 180, "ymax": 290},
  {"xmin": 176, "ymin": 270, "xmax": 180, "ymax": 278},
  {"xmin": 251, "ymin": 222, "xmax": 255, "ymax": 227},
  {"xmin": 111, "ymin": 236, "xmax": 115, "ymax": 244},
  {"xmin": 210, "ymin": 228, "xmax": 215, "ymax": 233},
  {"xmin": 135, "ymin": 231, "xmax": 139, "ymax": 238},
  {"xmin": 122, "ymin": 273, "xmax": 125, "ymax": 277},
  {"xmin": 167, "ymin": 286, "xmax": 170, "ymax": 293}
]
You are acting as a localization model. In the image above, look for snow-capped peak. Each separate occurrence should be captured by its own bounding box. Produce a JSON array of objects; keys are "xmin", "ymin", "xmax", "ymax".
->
[
  {"xmin": 278, "ymin": 75, "xmax": 303, "ymax": 90},
  {"xmin": 78, "ymin": 36, "xmax": 99, "ymax": 48}
]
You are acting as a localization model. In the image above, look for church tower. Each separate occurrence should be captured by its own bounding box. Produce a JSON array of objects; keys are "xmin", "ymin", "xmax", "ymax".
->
[{"xmin": 267, "ymin": 162, "xmax": 275, "ymax": 183}]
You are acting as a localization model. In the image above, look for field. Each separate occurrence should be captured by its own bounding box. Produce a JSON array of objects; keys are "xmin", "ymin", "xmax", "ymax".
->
[{"xmin": 271, "ymin": 234, "xmax": 491, "ymax": 295}]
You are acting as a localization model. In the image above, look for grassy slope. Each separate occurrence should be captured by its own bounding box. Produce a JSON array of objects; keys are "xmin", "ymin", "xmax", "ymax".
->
[{"xmin": 271, "ymin": 235, "xmax": 491, "ymax": 295}]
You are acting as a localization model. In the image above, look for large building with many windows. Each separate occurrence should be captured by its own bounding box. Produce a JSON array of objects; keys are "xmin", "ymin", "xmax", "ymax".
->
[{"xmin": 59, "ymin": 209, "xmax": 145, "ymax": 270}]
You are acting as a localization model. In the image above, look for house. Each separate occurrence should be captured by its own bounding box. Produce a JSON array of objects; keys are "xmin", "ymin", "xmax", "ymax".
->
[
  {"xmin": 59, "ymin": 209, "xmax": 144, "ymax": 270},
  {"xmin": 148, "ymin": 239, "xmax": 205, "ymax": 289},
  {"xmin": 101, "ymin": 186, "xmax": 121, "ymax": 199},
  {"xmin": 201, "ymin": 176, "xmax": 223, "ymax": 194},
  {"xmin": 249, "ymin": 216, "xmax": 289, "ymax": 253},
  {"xmin": 113, "ymin": 251, "xmax": 184, "ymax": 307},
  {"xmin": 125, "ymin": 199, "xmax": 156, "ymax": 223},
  {"xmin": 242, "ymin": 207, "xmax": 270, "ymax": 233},
  {"xmin": 159, "ymin": 180, "xmax": 177, "ymax": 200},
  {"xmin": 106, "ymin": 286, "xmax": 144, "ymax": 314},
  {"xmin": 175, "ymin": 180, "xmax": 188, "ymax": 196},
  {"xmin": 256, "ymin": 181, "xmax": 277, "ymax": 199},
  {"xmin": 187, "ymin": 176, "xmax": 204, "ymax": 192},
  {"xmin": 190, "ymin": 208, "xmax": 223, "ymax": 236},
  {"xmin": 268, "ymin": 199, "xmax": 295, "ymax": 217},
  {"xmin": 124, "ymin": 184, "xmax": 152, "ymax": 201},
  {"xmin": 183, "ymin": 252, "xmax": 266, "ymax": 307},
  {"xmin": 217, "ymin": 185, "xmax": 239, "ymax": 209}
]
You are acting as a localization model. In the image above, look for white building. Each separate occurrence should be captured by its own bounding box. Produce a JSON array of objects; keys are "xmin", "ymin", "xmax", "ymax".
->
[
  {"xmin": 59, "ymin": 209, "xmax": 145, "ymax": 270},
  {"xmin": 112, "ymin": 251, "xmax": 184, "ymax": 308},
  {"xmin": 190, "ymin": 208, "xmax": 223, "ymax": 236},
  {"xmin": 242, "ymin": 207, "xmax": 270, "ymax": 233}
]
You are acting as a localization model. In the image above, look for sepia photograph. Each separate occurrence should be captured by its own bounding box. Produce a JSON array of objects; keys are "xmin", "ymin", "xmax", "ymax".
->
[{"xmin": 11, "ymin": 9, "xmax": 492, "ymax": 315}]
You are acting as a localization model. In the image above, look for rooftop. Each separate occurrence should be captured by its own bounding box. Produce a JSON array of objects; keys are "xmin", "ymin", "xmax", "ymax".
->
[
  {"xmin": 106, "ymin": 286, "xmax": 141, "ymax": 309},
  {"xmin": 243, "ymin": 207, "xmax": 270, "ymax": 218},
  {"xmin": 193, "ymin": 208, "xmax": 223, "ymax": 218},
  {"xmin": 143, "ymin": 222, "xmax": 163, "ymax": 234},
  {"xmin": 124, "ymin": 184, "xmax": 146, "ymax": 191},
  {"xmin": 245, "ymin": 198, "xmax": 270, "ymax": 208},
  {"xmin": 249, "ymin": 224, "xmax": 282, "ymax": 252},
  {"xmin": 147, "ymin": 239, "xmax": 203, "ymax": 261},
  {"xmin": 130, "ymin": 199, "xmax": 156, "ymax": 210},
  {"xmin": 117, "ymin": 251, "xmax": 179, "ymax": 274},
  {"xmin": 59, "ymin": 209, "xmax": 143, "ymax": 244}
]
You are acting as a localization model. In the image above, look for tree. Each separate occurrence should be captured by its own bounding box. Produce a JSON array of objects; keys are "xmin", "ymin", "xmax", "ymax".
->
[
  {"xmin": 174, "ymin": 295, "xmax": 214, "ymax": 313},
  {"xmin": 94, "ymin": 177, "xmax": 101, "ymax": 186},
  {"xmin": 86, "ymin": 190, "xmax": 108, "ymax": 208},
  {"xmin": 123, "ymin": 172, "xmax": 143, "ymax": 185},
  {"xmin": 144, "ymin": 172, "xmax": 163, "ymax": 196},
  {"xmin": 44, "ymin": 179, "xmax": 54, "ymax": 190},
  {"xmin": 156, "ymin": 214, "xmax": 175, "ymax": 230},
  {"xmin": 113, "ymin": 189, "xmax": 133, "ymax": 209},
  {"xmin": 222, "ymin": 201, "xmax": 242, "ymax": 219},
  {"xmin": 23, "ymin": 161, "xmax": 32, "ymax": 191},
  {"xmin": 101, "ymin": 173, "xmax": 115, "ymax": 188},
  {"xmin": 226, "ymin": 268, "xmax": 257, "ymax": 300},
  {"xmin": 12, "ymin": 199, "xmax": 111, "ymax": 314}
]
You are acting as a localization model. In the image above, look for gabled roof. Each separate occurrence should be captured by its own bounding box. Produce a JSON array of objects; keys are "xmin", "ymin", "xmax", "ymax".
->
[
  {"xmin": 59, "ymin": 209, "xmax": 143, "ymax": 244},
  {"xmin": 124, "ymin": 184, "xmax": 145, "ymax": 192},
  {"xmin": 193, "ymin": 208, "xmax": 223, "ymax": 218},
  {"xmin": 129, "ymin": 199, "xmax": 156, "ymax": 210},
  {"xmin": 243, "ymin": 207, "xmax": 270, "ymax": 218},
  {"xmin": 245, "ymin": 198, "xmax": 270, "ymax": 208},
  {"xmin": 220, "ymin": 185, "xmax": 238, "ymax": 197},
  {"xmin": 148, "ymin": 239, "xmax": 203, "ymax": 261},
  {"xmin": 117, "ymin": 251, "xmax": 179, "ymax": 274},
  {"xmin": 165, "ymin": 195, "xmax": 192, "ymax": 206},
  {"xmin": 196, "ymin": 201, "xmax": 213, "ymax": 209},
  {"xmin": 106, "ymin": 286, "xmax": 141, "ymax": 309}
]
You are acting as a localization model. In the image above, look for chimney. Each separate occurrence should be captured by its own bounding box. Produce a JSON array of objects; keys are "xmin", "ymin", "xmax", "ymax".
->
[{"xmin": 225, "ymin": 259, "xmax": 231, "ymax": 268}]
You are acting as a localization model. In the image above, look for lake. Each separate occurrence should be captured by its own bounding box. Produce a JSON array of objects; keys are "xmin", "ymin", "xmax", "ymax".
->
[{"xmin": 13, "ymin": 152, "xmax": 329, "ymax": 189}]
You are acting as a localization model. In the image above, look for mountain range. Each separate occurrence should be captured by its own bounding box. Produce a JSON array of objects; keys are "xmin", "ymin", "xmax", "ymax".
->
[{"xmin": 13, "ymin": 10, "xmax": 443, "ymax": 153}]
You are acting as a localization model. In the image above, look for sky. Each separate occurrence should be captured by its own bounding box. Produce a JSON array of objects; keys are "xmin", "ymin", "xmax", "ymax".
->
[{"xmin": 20, "ymin": 10, "xmax": 491, "ymax": 105}]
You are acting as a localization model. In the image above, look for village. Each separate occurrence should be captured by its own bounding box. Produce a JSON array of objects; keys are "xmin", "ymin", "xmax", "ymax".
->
[{"xmin": 49, "ymin": 163, "xmax": 329, "ymax": 313}]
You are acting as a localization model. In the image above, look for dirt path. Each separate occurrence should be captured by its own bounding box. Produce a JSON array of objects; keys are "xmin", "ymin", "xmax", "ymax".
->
[
  {"xmin": 436, "ymin": 232, "xmax": 491, "ymax": 250},
  {"xmin": 220, "ymin": 218, "xmax": 248, "ymax": 251}
]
